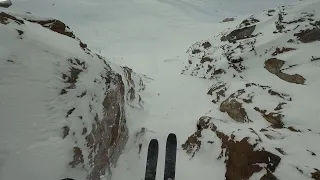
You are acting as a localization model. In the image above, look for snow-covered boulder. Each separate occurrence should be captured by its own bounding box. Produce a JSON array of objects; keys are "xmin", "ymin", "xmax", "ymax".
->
[
  {"xmin": 181, "ymin": 0, "xmax": 320, "ymax": 179},
  {"xmin": 0, "ymin": 9, "xmax": 144, "ymax": 180}
]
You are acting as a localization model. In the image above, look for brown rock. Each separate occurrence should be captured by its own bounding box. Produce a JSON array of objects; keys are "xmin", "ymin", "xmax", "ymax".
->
[
  {"xmin": 312, "ymin": 169, "xmax": 320, "ymax": 180},
  {"xmin": 222, "ymin": 17, "xmax": 235, "ymax": 23},
  {"xmin": 182, "ymin": 116, "xmax": 217, "ymax": 157},
  {"xmin": 287, "ymin": 126, "xmax": 301, "ymax": 132},
  {"xmin": 62, "ymin": 126, "xmax": 70, "ymax": 139},
  {"xmin": 221, "ymin": 25, "xmax": 256, "ymax": 42},
  {"xmin": 191, "ymin": 49, "xmax": 201, "ymax": 54},
  {"xmin": 28, "ymin": 19, "xmax": 75, "ymax": 38},
  {"xmin": 26, "ymin": 18, "xmax": 88, "ymax": 50},
  {"xmin": 182, "ymin": 117, "xmax": 281, "ymax": 180},
  {"xmin": 260, "ymin": 171, "xmax": 279, "ymax": 180},
  {"xmin": 202, "ymin": 41, "xmax": 212, "ymax": 49},
  {"xmin": 69, "ymin": 147, "xmax": 84, "ymax": 168},
  {"xmin": 85, "ymin": 73, "xmax": 128, "ymax": 180},
  {"xmin": 264, "ymin": 58, "xmax": 306, "ymax": 84},
  {"xmin": 294, "ymin": 28, "xmax": 320, "ymax": 43},
  {"xmin": 60, "ymin": 58, "xmax": 87, "ymax": 94},
  {"xmin": 216, "ymin": 131, "xmax": 281, "ymax": 180},
  {"xmin": 181, "ymin": 131, "xmax": 202, "ymax": 157},
  {"xmin": 264, "ymin": 58, "xmax": 285, "ymax": 74},
  {"xmin": 240, "ymin": 17, "xmax": 260, "ymax": 27},
  {"xmin": 254, "ymin": 107, "xmax": 284, "ymax": 128},
  {"xmin": 0, "ymin": 12, "xmax": 24, "ymax": 25},
  {"xmin": 220, "ymin": 99, "xmax": 250, "ymax": 123},
  {"xmin": 274, "ymin": 102, "xmax": 287, "ymax": 111},
  {"xmin": 272, "ymin": 47, "xmax": 296, "ymax": 56}
]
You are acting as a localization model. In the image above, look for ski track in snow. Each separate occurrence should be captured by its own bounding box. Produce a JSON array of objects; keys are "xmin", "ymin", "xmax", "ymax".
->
[{"xmin": 7, "ymin": 0, "xmax": 302, "ymax": 179}]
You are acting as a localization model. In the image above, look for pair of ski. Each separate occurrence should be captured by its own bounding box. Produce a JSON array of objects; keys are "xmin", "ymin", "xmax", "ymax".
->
[{"xmin": 144, "ymin": 133, "xmax": 177, "ymax": 180}]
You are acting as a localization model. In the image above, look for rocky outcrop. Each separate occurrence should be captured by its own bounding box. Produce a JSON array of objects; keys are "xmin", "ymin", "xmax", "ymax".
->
[
  {"xmin": 181, "ymin": 1, "xmax": 320, "ymax": 179},
  {"xmin": 220, "ymin": 98, "xmax": 250, "ymax": 123},
  {"xmin": 0, "ymin": 10, "xmax": 145, "ymax": 180},
  {"xmin": 264, "ymin": 58, "xmax": 305, "ymax": 84},
  {"xmin": 182, "ymin": 117, "xmax": 281, "ymax": 180},
  {"xmin": 0, "ymin": 0, "xmax": 12, "ymax": 8}
]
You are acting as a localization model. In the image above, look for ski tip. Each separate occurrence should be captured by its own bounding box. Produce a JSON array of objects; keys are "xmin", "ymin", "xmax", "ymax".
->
[
  {"xmin": 167, "ymin": 133, "xmax": 176, "ymax": 139},
  {"xmin": 149, "ymin": 139, "xmax": 158, "ymax": 147}
]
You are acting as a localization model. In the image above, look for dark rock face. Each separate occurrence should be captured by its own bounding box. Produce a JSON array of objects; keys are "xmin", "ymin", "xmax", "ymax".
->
[
  {"xmin": 0, "ymin": 0, "xmax": 12, "ymax": 8},
  {"xmin": 221, "ymin": 25, "xmax": 256, "ymax": 42}
]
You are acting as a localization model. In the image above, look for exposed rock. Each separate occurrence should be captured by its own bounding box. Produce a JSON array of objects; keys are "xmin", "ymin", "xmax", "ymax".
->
[
  {"xmin": 260, "ymin": 172, "xmax": 279, "ymax": 180},
  {"xmin": 61, "ymin": 58, "xmax": 87, "ymax": 95},
  {"xmin": 207, "ymin": 81, "xmax": 227, "ymax": 104},
  {"xmin": 0, "ymin": 12, "xmax": 24, "ymax": 25},
  {"xmin": 294, "ymin": 28, "xmax": 320, "ymax": 43},
  {"xmin": 264, "ymin": 58, "xmax": 285, "ymax": 74},
  {"xmin": 200, "ymin": 56, "xmax": 213, "ymax": 63},
  {"xmin": 0, "ymin": 7, "xmax": 146, "ymax": 180},
  {"xmin": 277, "ymin": 72, "xmax": 305, "ymax": 84},
  {"xmin": 266, "ymin": 9, "xmax": 276, "ymax": 17},
  {"xmin": 85, "ymin": 73, "xmax": 128, "ymax": 180},
  {"xmin": 182, "ymin": 2, "xmax": 320, "ymax": 179},
  {"xmin": 239, "ymin": 17, "xmax": 260, "ymax": 27},
  {"xmin": 26, "ymin": 18, "xmax": 88, "ymax": 50},
  {"xmin": 307, "ymin": 150, "xmax": 316, "ymax": 156},
  {"xmin": 222, "ymin": 17, "xmax": 235, "ymax": 23},
  {"xmin": 0, "ymin": 0, "xmax": 12, "ymax": 8},
  {"xmin": 264, "ymin": 58, "xmax": 306, "ymax": 84},
  {"xmin": 221, "ymin": 25, "xmax": 256, "ymax": 42},
  {"xmin": 181, "ymin": 131, "xmax": 202, "ymax": 157},
  {"xmin": 274, "ymin": 102, "xmax": 287, "ymax": 111},
  {"xmin": 28, "ymin": 19, "xmax": 75, "ymax": 38},
  {"xmin": 202, "ymin": 41, "xmax": 212, "ymax": 49},
  {"xmin": 275, "ymin": 148, "xmax": 286, "ymax": 155},
  {"xmin": 217, "ymin": 131, "xmax": 281, "ymax": 180},
  {"xmin": 122, "ymin": 66, "xmax": 145, "ymax": 108},
  {"xmin": 191, "ymin": 49, "xmax": 201, "ymax": 54},
  {"xmin": 183, "ymin": 117, "xmax": 281, "ymax": 180},
  {"xmin": 254, "ymin": 107, "xmax": 284, "ymax": 128},
  {"xmin": 312, "ymin": 169, "xmax": 320, "ymax": 180},
  {"xmin": 272, "ymin": 47, "xmax": 296, "ymax": 56},
  {"xmin": 220, "ymin": 98, "xmax": 250, "ymax": 123},
  {"xmin": 69, "ymin": 147, "xmax": 84, "ymax": 168},
  {"xmin": 287, "ymin": 126, "xmax": 301, "ymax": 132},
  {"xmin": 182, "ymin": 116, "xmax": 216, "ymax": 157},
  {"xmin": 62, "ymin": 126, "xmax": 70, "ymax": 139}
]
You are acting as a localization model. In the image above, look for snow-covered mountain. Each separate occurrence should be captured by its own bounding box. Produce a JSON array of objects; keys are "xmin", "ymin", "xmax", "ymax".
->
[
  {"xmin": 181, "ymin": 0, "xmax": 320, "ymax": 179},
  {"xmin": 0, "ymin": 9, "xmax": 145, "ymax": 180},
  {"xmin": 1, "ymin": 0, "xmax": 320, "ymax": 180}
]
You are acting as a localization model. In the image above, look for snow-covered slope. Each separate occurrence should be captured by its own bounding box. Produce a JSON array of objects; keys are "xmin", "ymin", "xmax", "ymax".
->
[
  {"xmin": 181, "ymin": 0, "xmax": 320, "ymax": 179},
  {"xmin": 0, "ymin": 9, "xmax": 145, "ymax": 180},
  {"xmin": 1, "ymin": 0, "xmax": 320, "ymax": 180},
  {"xmin": 110, "ymin": 1, "xmax": 320, "ymax": 180}
]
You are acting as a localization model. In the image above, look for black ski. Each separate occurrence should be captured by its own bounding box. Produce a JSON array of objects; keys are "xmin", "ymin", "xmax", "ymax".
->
[
  {"xmin": 144, "ymin": 139, "xmax": 159, "ymax": 180},
  {"xmin": 164, "ymin": 133, "xmax": 177, "ymax": 180}
]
